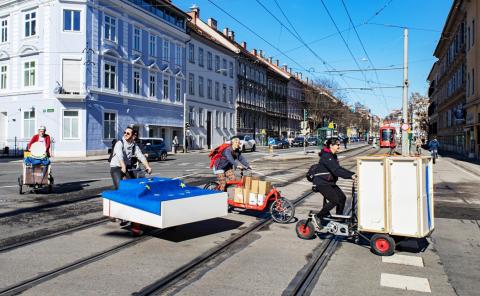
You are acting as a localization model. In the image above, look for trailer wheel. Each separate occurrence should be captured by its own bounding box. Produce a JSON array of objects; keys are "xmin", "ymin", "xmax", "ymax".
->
[
  {"xmin": 370, "ymin": 234, "xmax": 395, "ymax": 256},
  {"xmin": 18, "ymin": 175, "xmax": 23, "ymax": 195},
  {"xmin": 296, "ymin": 220, "xmax": 316, "ymax": 240},
  {"xmin": 203, "ymin": 182, "xmax": 219, "ymax": 191},
  {"xmin": 130, "ymin": 223, "xmax": 144, "ymax": 236},
  {"xmin": 270, "ymin": 198, "xmax": 295, "ymax": 224}
]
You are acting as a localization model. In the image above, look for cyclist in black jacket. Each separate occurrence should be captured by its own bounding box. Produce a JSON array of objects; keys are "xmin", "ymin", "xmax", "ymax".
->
[{"xmin": 307, "ymin": 138, "xmax": 356, "ymax": 223}]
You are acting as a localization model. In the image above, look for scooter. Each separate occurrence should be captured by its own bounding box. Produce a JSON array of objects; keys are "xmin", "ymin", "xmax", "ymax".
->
[{"xmin": 296, "ymin": 181, "xmax": 396, "ymax": 256}]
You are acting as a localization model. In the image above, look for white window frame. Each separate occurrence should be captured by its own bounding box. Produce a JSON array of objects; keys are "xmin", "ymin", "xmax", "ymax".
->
[
  {"xmin": 103, "ymin": 61, "xmax": 117, "ymax": 90},
  {"xmin": 188, "ymin": 43, "xmax": 195, "ymax": 64},
  {"xmin": 24, "ymin": 10, "xmax": 37, "ymax": 38},
  {"xmin": 215, "ymin": 55, "xmax": 220, "ymax": 72},
  {"xmin": 229, "ymin": 86, "xmax": 234, "ymax": 103},
  {"xmin": 133, "ymin": 26, "xmax": 141, "ymax": 51},
  {"xmin": 1, "ymin": 17, "xmax": 8, "ymax": 43},
  {"xmin": 198, "ymin": 76, "xmax": 204, "ymax": 97},
  {"xmin": 163, "ymin": 77, "xmax": 169, "ymax": 100},
  {"xmin": 163, "ymin": 39, "xmax": 170, "ymax": 64},
  {"xmin": 207, "ymin": 51, "xmax": 212, "ymax": 70},
  {"xmin": 223, "ymin": 112, "xmax": 227, "ymax": 129},
  {"xmin": 229, "ymin": 61, "xmax": 233, "ymax": 78},
  {"xmin": 222, "ymin": 58, "xmax": 227, "ymax": 76},
  {"xmin": 103, "ymin": 110, "xmax": 117, "ymax": 140},
  {"xmin": 63, "ymin": 9, "xmax": 81, "ymax": 32},
  {"xmin": 188, "ymin": 73, "xmax": 195, "ymax": 95},
  {"xmin": 175, "ymin": 80, "xmax": 181, "ymax": 102},
  {"xmin": 104, "ymin": 14, "xmax": 117, "ymax": 42},
  {"xmin": 207, "ymin": 79, "xmax": 212, "ymax": 99},
  {"xmin": 199, "ymin": 108, "xmax": 204, "ymax": 127},
  {"xmin": 133, "ymin": 69, "xmax": 141, "ymax": 95},
  {"xmin": 175, "ymin": 45, "xmax": 182, "ymax": 66},
  {"xmin": 149, "ymin": 73, "xmax": 156, "ymax": 98},
  {"xmin": 23, "ymin": 110, "xmax": 36, "ymax": 139},
  {"xmin": 198, "ymin": 48, "xmax": 204, "ymax": 67},
  {"xmin": 0, "ymin": 64, "xmax": 7, "ymax": 90},
  {"xmin": 215, "ymin": 81, "xmax": 220, "ymax": 100},
  {"xmin": 230, "ymin": 113, "xmax": 234, "ymax": 129},
  {"xmin": 189, "ymin": 106, "xmax": 195, "ymax": 126},
  {"xmin": 62, "ymin": 109, "xmax": 80, "ymax": 140},
  {"xmin": 23, "ymin": 60, "xmax": 36, "ymax": 87},
  {"xmin": 149, "ymin": 35, "xmax": 157, "ymax": 57},
  {"xmin": 222, "ymin": 84, "xmax": 227, "ymax": 102}
]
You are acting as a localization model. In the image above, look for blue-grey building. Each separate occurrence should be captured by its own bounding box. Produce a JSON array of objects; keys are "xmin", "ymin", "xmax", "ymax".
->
[{"xmin": 0, "ymin": 0, "xmax": 189, "ymax": 157}]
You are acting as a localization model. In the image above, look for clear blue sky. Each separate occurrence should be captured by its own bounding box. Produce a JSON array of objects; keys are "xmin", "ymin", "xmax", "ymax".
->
[{"xmin": 174, "ymin": 0, "xmax": 453, "ymax": 117}]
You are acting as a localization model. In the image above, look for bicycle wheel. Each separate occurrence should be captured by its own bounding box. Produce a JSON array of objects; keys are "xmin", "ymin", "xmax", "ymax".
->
[
  {"xmin": 204, "ymin": 181, "xmax": 220, "ymax": 190},
  {"xmin": 270, "ymin": 197, "xmax": 295, "ymax": 224}
]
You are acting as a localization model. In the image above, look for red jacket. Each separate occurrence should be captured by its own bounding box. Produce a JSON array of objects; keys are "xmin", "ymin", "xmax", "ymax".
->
[{"xmin": 28, "ymin": 134, "xmax": 51, "ymax": 157}]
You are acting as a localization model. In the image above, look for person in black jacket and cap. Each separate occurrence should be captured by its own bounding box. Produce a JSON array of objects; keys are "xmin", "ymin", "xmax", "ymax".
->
[{"xmin": 307, "ymin": 138, "xmax": 356, "ymax": 224}]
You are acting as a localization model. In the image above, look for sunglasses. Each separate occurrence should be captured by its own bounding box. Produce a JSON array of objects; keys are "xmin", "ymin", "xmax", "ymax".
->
[{"xmin": 124, "ymin": 131, "xmax": 132, "ymax": 135}]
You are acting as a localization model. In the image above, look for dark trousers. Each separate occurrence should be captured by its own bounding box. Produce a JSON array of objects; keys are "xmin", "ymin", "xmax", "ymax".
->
[
  {"xmin": 316, "ymin": 185, "xmax": 347, "ymax": 217},
  {"xmin": 110, "ymin": 167, "xmax": 135, "ymax": 190}
]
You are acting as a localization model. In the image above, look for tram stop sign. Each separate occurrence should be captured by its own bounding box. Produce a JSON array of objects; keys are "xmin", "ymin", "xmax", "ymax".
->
[{"xmin": 401, "ymin": 123, "xmax": 409, "ymax": 131}]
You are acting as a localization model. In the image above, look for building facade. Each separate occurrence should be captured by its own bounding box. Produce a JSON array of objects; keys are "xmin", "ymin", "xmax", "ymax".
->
[
  {"xmin": 286, "ymin": 72, "xmax": 304, "ymax": 138},
  {"xmin": 465, "ymin": 0, "xmax": 480, "ymax": 158},
  {"xmin": 428, "ymin": 0, "xmax": 467, "ymax": 156},
  {"xmin": 0, "ymin": 0, "xmax": 189, "ymax": 157},
  {"xmin": 186, "ymin": 8, "xmax": 236, "ymax": 149}
]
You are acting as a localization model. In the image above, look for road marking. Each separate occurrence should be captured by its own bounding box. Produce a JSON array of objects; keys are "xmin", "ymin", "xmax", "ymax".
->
[
  {"xmin": 178, "ymin": 162, "xmax": 190, "ymax": 166},
  {"xmin": 445, "ymin": 159, "xmax": 480, "ymax": 179},
  {"xmin": 380, "ymin": 273, "xmax": 431, "ymax": 293},
  {"xmin": 382, "ymin": 254, "xmax": 424, "ymax": 267}
]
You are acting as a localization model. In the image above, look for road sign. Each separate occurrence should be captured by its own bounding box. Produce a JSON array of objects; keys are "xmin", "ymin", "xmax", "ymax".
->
[
  {"xmin": 401, "ymin": 123, "xmax": 409, "ymax": 131},
  {"xmin": 328, "ymin": 122, "xmax": 334, "ymax": 129}
]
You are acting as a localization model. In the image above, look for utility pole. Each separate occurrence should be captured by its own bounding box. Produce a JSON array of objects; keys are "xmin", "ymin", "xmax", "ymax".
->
[
  {"xmin": 401, "ymin": 28, "xmax": 409, "ymax": 156},
  {"xmin": 303, "ymin": 108, "xmax": 307, "ymax": 154},
  {"xmin": 183, "ymin": 93, "xmax": 187, "ymax": 154}
]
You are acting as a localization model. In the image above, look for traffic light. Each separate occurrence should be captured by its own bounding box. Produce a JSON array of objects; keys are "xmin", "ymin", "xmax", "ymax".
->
[{"xmin": 304, "ymin": 109, "xmax": 308, "ymax": 120}]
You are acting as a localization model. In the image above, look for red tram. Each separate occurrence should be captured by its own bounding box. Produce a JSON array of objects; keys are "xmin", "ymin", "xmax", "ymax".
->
[{"xmin": 379, "ymin": 126, "xmax": 396, "ymax": 148}]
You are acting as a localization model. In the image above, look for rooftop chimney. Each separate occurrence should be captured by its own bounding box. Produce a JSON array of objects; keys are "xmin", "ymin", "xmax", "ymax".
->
[
  {"xmin": 227, "ymin": 30, "xmax": 235, "ymax": 41},
  {"xmin": 289, "ymin": 67, "xmax": 292, "ymax": 74},
  {"xmin": 241, "ymin": 41, "xmax": 247, "ymax": 49},
  {"xmin": 282, "ymin": 64, "xmax": 288, "ymax": 71},
  {"xmin": 268, "ymin": 57, "xmax": 273, "ymax": 63},
  {"xmin": 207, "ymin": 18, "xmax": 217, "ymax": 30},
  {"xmin": 190, "ymin": 5, "xmax": 200, "ymax": 19},
  {"xmin": 259, "ymin": 50, "xmax": 264, "ymax": 57},
  {"xmin": 251, "ymin": 49, "xmax": 258, "ymax": 56},
  {"xmin": 275, "ymin": 60, "xmax": 279, "ymax": 67},
  {"xmin": 223, "ymin": 27, "xmax": 229, "ymax": 36},
  {"xmin": 299, "ymin": 73, "xmax": 303, "ymax": 80}
]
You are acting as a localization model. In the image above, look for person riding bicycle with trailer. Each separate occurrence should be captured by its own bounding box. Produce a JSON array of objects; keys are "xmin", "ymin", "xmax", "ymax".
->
[
  {"xmin": 213, "ymin": 136, "xmax": 251, "ymax": 191},
  {"xmin": 109, "ymin": 126, "xmax": 152, "ymax": 190},
  {"xmin": 307, "ymin": 138, "xmax": 356, "ymax": 226}
]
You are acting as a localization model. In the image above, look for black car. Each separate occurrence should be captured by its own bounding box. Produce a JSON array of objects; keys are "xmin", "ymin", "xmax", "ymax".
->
[
  {"xmin": 137, "ymin": 138, "xmax": 168, "ymax": 161},
  {"xmin": 269, "ymin": 138, "xmax": 289, "ymax": 149},
  {"xmin": 292, "ymin": 136, "xmax": 307, "ymax": 147}
]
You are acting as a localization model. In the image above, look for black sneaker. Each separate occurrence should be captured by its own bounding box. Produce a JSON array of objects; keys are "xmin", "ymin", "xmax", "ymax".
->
[
  {"xmin": 314, "ymin": 215, "xmax": 323, "ymax": 229},
  {"xmin": 119, "ymin": 220, "xmax": 130, "ymax": 227}
]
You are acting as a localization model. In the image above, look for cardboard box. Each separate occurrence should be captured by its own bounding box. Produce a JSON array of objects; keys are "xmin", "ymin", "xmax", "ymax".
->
[
  {"xmin": 243, "ymin": 188, "xmax": 250, "ymax": 204},
  {"xmin": 234, "ymin": 188, "xmax": 244, "ymax": 203},
  {"xmin": 257, "ymin": 194, "xmax": 265, "ymax": 206},
  {"xmin": 249, "ymin": 192, "xmax": 257, "ymax": 206},
  {"xmin": 243, "ymin": 176, "xmax": 252, "ymax": 190},
  {"xmin": 250, "ymin": 179, "xmax": 259, "ymax": 193},
  {"xmin": 24, "ymin": 166, "xmax": 49, "ymax": 185},
  {"xmin": 258, "ymin": 181, "xmax": 271, "ymax": 195}
]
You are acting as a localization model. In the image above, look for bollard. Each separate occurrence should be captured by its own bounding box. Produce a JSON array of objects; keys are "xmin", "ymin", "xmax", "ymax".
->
[{"xmin": 269, "ymin": 145, "xmax": 273, "ymax": 154}]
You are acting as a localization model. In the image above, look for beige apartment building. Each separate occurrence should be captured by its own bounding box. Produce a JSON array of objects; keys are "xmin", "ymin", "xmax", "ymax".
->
[{"xmin": 428, "ymin": 0, "xmax": 468, "ymax": 156}]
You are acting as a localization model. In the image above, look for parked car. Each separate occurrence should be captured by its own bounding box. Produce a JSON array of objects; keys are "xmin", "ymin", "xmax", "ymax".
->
[
  {"xmin": 238, "ymin": 135, "xmax": 256, "ymax": 152},
  {"xmin": 292, "ymin": 136, "xmax": 307, "ymax": 147},
  {"xmin": 269, "ymin": 138, "xmax": 289, "ymax": 149},
  {"xmin": 307, "ymin": 137, "xmax": 319, "ymax": 146},
  {"xmin": 137, "ymin": 138, "xmax": 168, "ymax": 161}
]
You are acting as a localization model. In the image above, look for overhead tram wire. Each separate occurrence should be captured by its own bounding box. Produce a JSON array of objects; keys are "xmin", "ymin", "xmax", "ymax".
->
[
  {"xmin": 205, "ymin": 0, "xmax": 324, "ymax": 83},
  {"xmin": 319, "ymin": 0, "xmax": 383, "ymax": 107},
  {"xmin": 254, "ymin": 0, "xmax": 366, "ymax": 105},
  {"xmin": 340, "ymin": 0, "xmax": 391, "ymax": 112}
]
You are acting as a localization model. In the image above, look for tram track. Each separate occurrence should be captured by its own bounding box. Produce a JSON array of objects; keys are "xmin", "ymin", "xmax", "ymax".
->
[{"xmin": 0, "ymin": 145, "xmax": 373, "ymax": 296}]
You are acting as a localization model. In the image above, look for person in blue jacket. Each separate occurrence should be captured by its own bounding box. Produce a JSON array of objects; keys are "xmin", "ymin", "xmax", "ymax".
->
[{"xmin": 214, "ymin": 136, "xmax": 250, "ymax": 191}]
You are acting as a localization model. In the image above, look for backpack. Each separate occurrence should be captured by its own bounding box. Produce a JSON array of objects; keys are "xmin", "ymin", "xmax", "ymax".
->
[
  {"xmin": 108, "ymin": 139, "xmax": 136, "ymax": 163},
  {"xmin": 208, "ymin": 143, "xmax": 231, "ymax": 169}
]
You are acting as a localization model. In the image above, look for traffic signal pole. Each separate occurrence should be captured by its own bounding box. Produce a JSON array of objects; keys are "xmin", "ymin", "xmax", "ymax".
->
[
  {"xmin": 401, "ymin": 28, "xmax": 409, "ymax": 156},
  {"xmin": 303, "ymin": 109, "xmax": 307, "ymax": 154}
]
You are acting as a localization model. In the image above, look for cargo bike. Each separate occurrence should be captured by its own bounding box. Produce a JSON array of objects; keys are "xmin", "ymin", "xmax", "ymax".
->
[
  {"xmin": 296, "ymin": 156, "xmax": 435, "ymax": 256},
  {"xmin": 18, "ymin": 142, "xmax": 54, "ymax": 194},
  {"xmin": 204, "ymin": 168, "xmax": 295, "ymax": 224}
]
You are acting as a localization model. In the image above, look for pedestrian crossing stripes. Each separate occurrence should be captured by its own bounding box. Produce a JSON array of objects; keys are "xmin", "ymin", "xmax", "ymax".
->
[
  {"xmin": 382, "ymin": 254, "xmax": 424, "ymax": 267},
  {"xmin": 380, "ymin": 273, "xmax": 431, "ymax": 293}
]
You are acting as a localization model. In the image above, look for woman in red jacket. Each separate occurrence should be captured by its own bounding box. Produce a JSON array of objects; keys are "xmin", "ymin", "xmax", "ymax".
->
[{"xmin": 27, "ymin": 126, "xmax": 51, "ymax": 157}]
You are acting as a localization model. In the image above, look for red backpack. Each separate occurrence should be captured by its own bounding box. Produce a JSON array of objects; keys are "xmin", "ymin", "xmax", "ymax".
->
[{"xmin": 208, "ymin": 143, "xmax": 231, "ymax": 169}]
